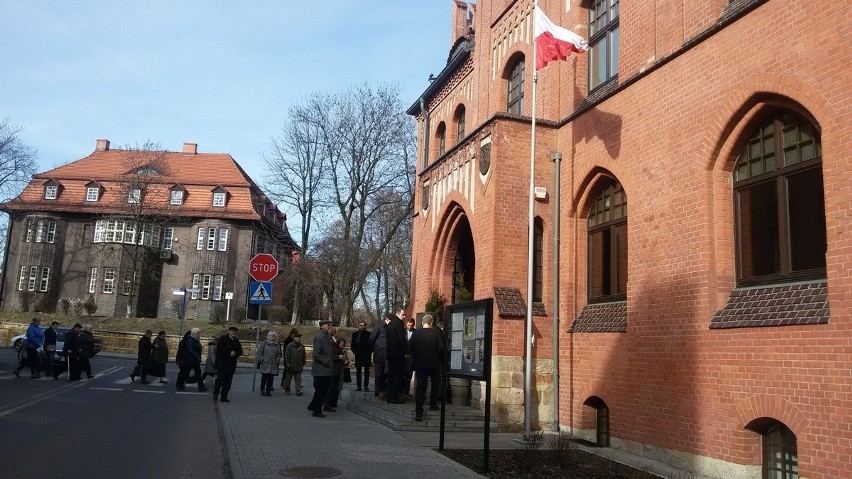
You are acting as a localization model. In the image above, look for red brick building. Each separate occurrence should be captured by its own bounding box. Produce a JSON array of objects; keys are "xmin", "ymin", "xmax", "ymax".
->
[
  {"xmin": 0, "ymin": 140, "xmax": 296, "ymax": 320},
  {"xmin": 407, "ymin": 1, "xmax": 849, "ymax": 477}
]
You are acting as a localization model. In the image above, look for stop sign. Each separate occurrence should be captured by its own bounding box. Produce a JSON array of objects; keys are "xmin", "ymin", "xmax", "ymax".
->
[{"xmin": 249, "ymin": 254, "xmax": 279, "ymax": 282}]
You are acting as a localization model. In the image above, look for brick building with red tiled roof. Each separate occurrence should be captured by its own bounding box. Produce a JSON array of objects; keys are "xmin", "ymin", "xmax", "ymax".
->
[
  {"xmin": 405, "ymin": 1, "xmax": 849, "ymax": 478},
  {"xmin": 0, "ymin": 139, "xmax": 297, "ymax": 319}
]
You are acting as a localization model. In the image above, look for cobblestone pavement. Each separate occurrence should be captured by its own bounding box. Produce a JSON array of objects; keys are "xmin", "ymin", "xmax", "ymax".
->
[{"xmin": 217, "ymin": 368, "xmax": 484, "ymax": 479}]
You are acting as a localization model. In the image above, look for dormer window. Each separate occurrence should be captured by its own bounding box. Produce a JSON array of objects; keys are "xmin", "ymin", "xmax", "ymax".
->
[
  {"xmin": 128, "ymin": 188, "xmax": 141, "ymax": 204},
  {"xmin": 44, "ymin": 185, "xmax": 58, "ymax": 200},
  {"xmin": 86, "ymin": 186, "xmax": 99, "ymax": 202},
  {"xmin": 170, "ymin": 190, "xmax": 184, "ymax": 206},
  {"xmin": 213, "ymin": 192, "xmax": 226, "ymax": 207}
]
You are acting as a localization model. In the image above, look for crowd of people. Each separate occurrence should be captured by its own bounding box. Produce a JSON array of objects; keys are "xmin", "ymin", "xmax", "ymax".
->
[
  {"xmin": 12, "ymin": 318, "xmax": 97, "ymax": 381},
  {"xmin": 12, "ymin": 309, "xmax": 447, "ymax": 422}
]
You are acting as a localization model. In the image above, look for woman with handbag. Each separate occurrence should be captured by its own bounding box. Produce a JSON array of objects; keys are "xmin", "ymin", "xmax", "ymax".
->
[
  {"xmin": 256, "ymin": 331, "xmax": 282, "ymax": 396},
  {"xmin": 151, "ymin": 331, "xmax": 170, "ymax": 384}
]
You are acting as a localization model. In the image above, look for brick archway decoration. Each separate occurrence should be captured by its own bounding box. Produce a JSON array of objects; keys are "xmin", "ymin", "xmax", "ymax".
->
[
  {"xmin": 735, "ymin": 394, "xmax": 809, "ymax": 438},
  {"xmin": 700, "ymin": 72, "xmax": 834, "ymax": 174},
  {"xmin": 430, "ymin": 196, "xmax": 474, "ymax": 296}
]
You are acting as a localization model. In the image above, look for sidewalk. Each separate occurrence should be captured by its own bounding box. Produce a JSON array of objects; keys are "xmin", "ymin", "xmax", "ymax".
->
[{"xmin": 217, "ymin": 367, "xmax": 486, "ymax": 479}]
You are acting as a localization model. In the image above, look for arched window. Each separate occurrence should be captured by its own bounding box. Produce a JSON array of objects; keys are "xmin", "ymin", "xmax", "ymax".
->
[
  {"xmin": 455, "ymin": 105, "xmax": 466, "ymax": 144},
  {"xmin": 588, "ymin": 0, "xmax": 620, "ymax": 90},
  {"xmin": 533, "ymin": 218, "xmax": 544, "ymax": 303},
  {"xmin": 436, "ymin": 122, "xmax": 447, "ymax": 157},
  {"xmin": 734, "ymin": 111, "xmax": 824, "ymax": 285},
  {"xmin": 588, "ymin": 180, "xmax": 627, "ymax": 302},
  {"xmin": 747, "ymin": 419, "xmax": 799, "ymax": 479},
  {"xmin": 507, "ymin": 57, "xmax": 525, "ymax": 115}
]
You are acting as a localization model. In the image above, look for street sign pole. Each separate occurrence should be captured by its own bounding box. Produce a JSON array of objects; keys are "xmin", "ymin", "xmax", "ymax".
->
[
  {"xmin": 251, "ymin": 304, "xmax": 262, "ymax": 392},
  {"xmin": 247, "ymin": 254, "xmax": 278, "ymax": 393},
  {"xmin": 179, "ymin": 288, "xmax": 188, "ymax": 338}
]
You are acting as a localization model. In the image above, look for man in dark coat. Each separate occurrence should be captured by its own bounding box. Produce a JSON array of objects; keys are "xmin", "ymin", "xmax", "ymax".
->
[
  {"xmin": 79, "ymin": 324, "xmax": 96, "ymax": 379},
  {"xmin": 213, "ymin": 326, "xmax": 243, "ymax": 402},
  {"xmin": 177, "ymin": 328, "xmax": 208, "ymax": 393},
  {"xmin": 59, "ymin": 323, "xmax": 83, "ymax": 380},
  {"xmin": 384, "ymin": 309, "xmax": 409, "ymax": 404},
  {"xmin": 43, "ymin": 321, "xmax": 59, "ymax": 375},
  {"xmin": 308, "ymin": 319, "xmax": 334, "ymax": 417},
  {"xmin": 131, "ymin": 329, "xmax": 153, "ymax": 384},
  {"xmin": 409, "ymin": 314, "xmax": 445, "ymax": 421},
  {"xmin": 351, "ymin": 320, "xmax": 372, "ymax": 392},
  {"xmin": 369, "ymin": 316, "xmax": 389, "ymax": 399}
]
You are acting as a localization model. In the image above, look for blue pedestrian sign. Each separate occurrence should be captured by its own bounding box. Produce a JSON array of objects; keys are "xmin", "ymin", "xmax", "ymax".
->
[{"xmin": 248, "ymin": 281, "xmax": 272, "ymax": 304}]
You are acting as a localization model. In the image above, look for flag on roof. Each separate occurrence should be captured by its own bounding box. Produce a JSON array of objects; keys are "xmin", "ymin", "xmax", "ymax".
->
[{"xmin": 534, "ymin": 8, "xmax": 588, "ymax": 71}]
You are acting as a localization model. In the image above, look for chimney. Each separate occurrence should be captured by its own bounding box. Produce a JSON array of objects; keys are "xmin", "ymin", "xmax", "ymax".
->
[
  {"xmin": 183, "ymin": 143, "xmax": 198, "ymax": 154},
  {"xmin": 452, "ymin": 0, "xmax": 469, "ymax": 45},
  {"xmin": 95, "ymin": 139, "xmax": 110, "ymax": 151}
]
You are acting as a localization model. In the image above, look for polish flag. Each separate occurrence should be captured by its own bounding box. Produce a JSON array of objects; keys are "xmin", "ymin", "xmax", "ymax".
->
[{"xmin": 534, "ymin": 8, "xmax": 588, "ymax": 71}]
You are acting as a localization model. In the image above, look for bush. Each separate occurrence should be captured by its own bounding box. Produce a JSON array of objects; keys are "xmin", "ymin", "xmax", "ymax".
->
[
  {"xmin": 210, "ymin": 304, "xmax": 226, "ymax": 322},
  {"xmin": 83, "ymin": 295, "xmax": 98, "ymax": 316},
  {"xmin": 60, "ymin": 297, "xmax": 71, "ymax": 315},
  {"xmin": 72, "ymin": 297, "xmax": 85, "ymax": 317},
  {"xmin": 18, "ymin": 290, "xmax": 33, "ymax": 312},
  {"xmin": 34, "ymin": 295, "xmax": 51, "ymax": 313},
  {"xmin": 265, "ymin": 306, "xmax": 290, "ymax": 324},
  {"xmin": 547, "ymin": 431, "xmax": 575, "ymax": 466}
]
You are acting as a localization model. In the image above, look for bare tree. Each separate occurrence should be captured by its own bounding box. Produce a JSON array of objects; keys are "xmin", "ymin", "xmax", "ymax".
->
[
  {"xmin": 94, "ymin": 141, "xmax": 173, "ymax": 318},
  {"xmin": 311, "ymin": 83, "xmax": 415, "ymax": 326},
  {"xmin": 263, "ymin": 97, "xmax": 330, "ymax": 324},
  {"xmin": 0, "ymin": 118, "xmax": 39, "ymax": 268}
]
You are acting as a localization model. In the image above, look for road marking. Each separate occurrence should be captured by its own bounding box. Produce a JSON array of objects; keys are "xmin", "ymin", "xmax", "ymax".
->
[
  {"xmin": 90, "ymin": 387, "xmax": 123, "ymax": 391},
  {"xmin": 133, "ymin": 390, "xmax": 165, "ymax": 394},
  {"xmin": 0, "ymin": 365, "xmax": 123, "ymax": 418},
  {"xmin": 176, "ymin": 391, "xmax": 209, "ymax": 395}
]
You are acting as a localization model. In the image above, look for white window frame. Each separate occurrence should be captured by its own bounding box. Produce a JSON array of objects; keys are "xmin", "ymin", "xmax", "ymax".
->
[
  {"xmin": 128, "ymin": 188, "xmax": 141, "ymax": 204},
  {"xmin": 218, "ymin": 228, "xmax": 229, "ymax": 251},
  {"xmin": 162, "ymin": 227, "xmax": 174, "ymax": 250},
  {"xmin": 86, "ymin": 187, "xmax": 99, "ymax": 202},
  {"xmin": 45, "ymin": 185, "xmax": 58, "ymax": 200},
  {"xmin": 103, "ymin": 268, "xmax": 115, "ymax": 294},
  {"xmin": 122, "ymin": 270, "xmax": 133, "ymax": 295},
  {"xmin": 201, "ymin": 274, "xmax": 212, "ymax": 300},
  {"xmin": 212, "ymin": 192, "xmax": 226, "ymax": 207},
  {"xmin": 213, "ymin": 275, "xmax": 224, "ymax": 301},
  {"xmin": 196, "ymin": 228, "xmax": 206, "ymax": 250},
  {"xmin": 28, "ymin": 266, "xmax": 38, "ymax": 291},
  {"xmin": 39, "ymin": 267, "xmax": 50, "ymax": 292},
  {"xmin": 94, "ymin": 220, "xmax": 105, "ymax": 242},
  {"xmin": 35, "ymin": 219, "xmax": 45, "ymax": 243},
  {"xmin": 18, "ymin": 266, "xmax": 28, "ymax": 291},
  {"xmin": 88, "ymin": 267, "xmax": 98, "ymax": 294},
  {"xmin": 206, "ymin": 227, "xmax": 217, "ymax": 250},
  {"xmin": 191, "ymin": 274, "xmax": 200, "ymax": 299},
  {"xmin": 45, "ymin": 220, "xmax": 57, "ymax": 243},
  {"xmin": 170, "ymin": 190, "xmax": 183, "ymax": 206},
  {"xmin": 25, "ymin": 221, "xmax": 34, "ymax": 242}
]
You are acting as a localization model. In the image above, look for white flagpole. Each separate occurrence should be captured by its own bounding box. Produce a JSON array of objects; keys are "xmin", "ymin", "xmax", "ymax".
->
[{"xmin": 524, "ymin": 0, "xmax": 539, "ymax": 440}]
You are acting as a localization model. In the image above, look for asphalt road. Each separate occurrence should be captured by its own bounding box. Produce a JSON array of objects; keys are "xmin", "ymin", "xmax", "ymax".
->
[{"xmin": 0, "ymin": 348, "xmax": 228, "ymax": 478}]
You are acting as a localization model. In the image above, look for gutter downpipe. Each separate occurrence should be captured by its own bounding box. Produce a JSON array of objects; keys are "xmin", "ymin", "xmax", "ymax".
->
[{"xmin": 552, "ymin": 152, "xmax": 561, "ymax": 431}]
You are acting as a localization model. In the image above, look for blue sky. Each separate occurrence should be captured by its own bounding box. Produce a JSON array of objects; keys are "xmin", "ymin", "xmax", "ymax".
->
[{"xmin": 0, "ymin": 1, "xmax": 452, "ymax": 207}]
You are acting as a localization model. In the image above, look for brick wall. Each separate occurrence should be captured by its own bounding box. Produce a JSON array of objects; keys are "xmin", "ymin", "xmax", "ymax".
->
[{"xmin": 409, "ymin": 0, "xmax": 850, "ymax": 477}]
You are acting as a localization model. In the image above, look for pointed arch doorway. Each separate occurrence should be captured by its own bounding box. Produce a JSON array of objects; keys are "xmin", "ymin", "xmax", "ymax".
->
[{"xmin": 433, "ymin": 202, "xmax": 476, "ymax": 306}]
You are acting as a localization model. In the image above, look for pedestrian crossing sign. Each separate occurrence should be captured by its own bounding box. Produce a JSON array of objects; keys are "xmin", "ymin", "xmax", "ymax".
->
[{"xmin": 248, "ymin": 281, "xmax": 273, "ymax": 304}]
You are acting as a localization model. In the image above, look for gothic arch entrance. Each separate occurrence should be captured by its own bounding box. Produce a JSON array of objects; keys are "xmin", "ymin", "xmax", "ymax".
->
[{"xmin": 432, "ymin": 202, "xmax": 476, "ymax": 305}]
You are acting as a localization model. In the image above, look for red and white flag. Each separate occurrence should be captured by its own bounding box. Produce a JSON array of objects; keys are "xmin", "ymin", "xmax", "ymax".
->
[{"xmin": 534, "ymin": 8, "xmax": 588, "ymax": 71}]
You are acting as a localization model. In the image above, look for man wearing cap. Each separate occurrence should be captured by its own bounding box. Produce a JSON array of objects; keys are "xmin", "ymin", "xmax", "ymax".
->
[
  {"xmin": 308, "ymin": 319, "xmax": 334, "ymax": 417},
  {"xmin": 213, "ymin": 326, "xmax": 242, "ymax": 402}
]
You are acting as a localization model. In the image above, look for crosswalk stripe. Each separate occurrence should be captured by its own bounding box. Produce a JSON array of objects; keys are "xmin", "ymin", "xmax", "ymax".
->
[{"xmin": 133, "ymin": 390, "xmax": 165, "ymax": 394}]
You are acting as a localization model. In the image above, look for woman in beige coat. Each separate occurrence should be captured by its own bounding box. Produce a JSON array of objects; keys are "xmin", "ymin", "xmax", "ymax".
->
[{"xmin": 256, "ymin": 331, "xmax": 282, "ymax": 396}]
